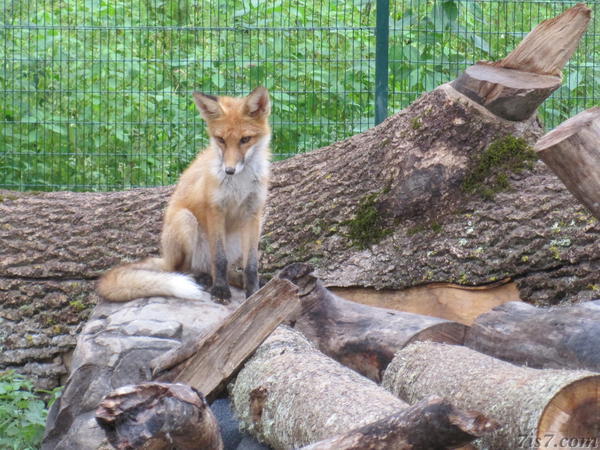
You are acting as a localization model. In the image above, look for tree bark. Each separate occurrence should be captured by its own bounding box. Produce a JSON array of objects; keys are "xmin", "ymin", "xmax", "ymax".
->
[
  {"xmin": 382, "ymin": 341, "xmax": 600, "ymax": 450},
  {"xmin": 96, "ymin": 382, "xmax": 223, "ymax": 450},
  {"xmin": 150, "ymin": 264, "xmax": 317, "ymax": 400},
  {"xmin": 299, "ymin": 396, "xmax": 499, "ymax": 450},
  {"xmin": 534, "ymin": 106, "xmax": 600, "ymax": 219},
  {"xmin": 229, "ymin": 325, "xmax": 411, "ymax": 449},
  {"xmin": 1, "ymin": 5, "xmax": 599, "ymax": 388},
  {"xmin": 294, "ymin": 279, "xmax": 467, "ymax": 382},
  {"xmin": 465, "ymin": 300, "xmax": 600, "ymax": 371}
]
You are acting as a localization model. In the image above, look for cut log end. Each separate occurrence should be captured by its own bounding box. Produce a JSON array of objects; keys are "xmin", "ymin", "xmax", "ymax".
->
[
  {"xmin": 452, "ymin": 63, "xmax": 561, "ymax": 121},
  {"xmin": 534, "ymin": 107, "xmax": 600, "ymax": 219},
  {"xmin": 538, "ymin": 376, "xmax": 600, "ymax": 448},
  {"xmin": 535, "ymin": 106, "xmax": 600, "ymax": 151}
]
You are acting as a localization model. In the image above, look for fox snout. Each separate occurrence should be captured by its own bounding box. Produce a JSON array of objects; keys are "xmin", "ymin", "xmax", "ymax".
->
[{"xmin": 225, "ymin": 167, "xmax": 236, "ymax": 175}]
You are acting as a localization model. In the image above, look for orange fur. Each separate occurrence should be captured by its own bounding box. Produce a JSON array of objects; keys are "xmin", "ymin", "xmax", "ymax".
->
[{"xmin": 97, "ymin": 87, "xmax": 271, "ymax": 302}]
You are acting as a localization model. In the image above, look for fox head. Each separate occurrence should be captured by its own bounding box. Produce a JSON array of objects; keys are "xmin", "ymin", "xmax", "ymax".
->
[{"xmin": 192, "ymin": 87, "xmax": 271, "ymax": 176}]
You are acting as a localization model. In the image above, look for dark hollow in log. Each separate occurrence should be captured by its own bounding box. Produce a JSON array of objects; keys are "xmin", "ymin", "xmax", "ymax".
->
[
  {"xmin": 95, "ymin": 382, "xmax": 223, "ymax": 450},
  {"xmin": 534, "ymin": 106, "xmax": 600, "ymax": 219},
  {"xmin": 229, "ymin": 326, "xmax": 410, "ymax": 448},
  {"xmin": 451, "ymin": 63, "xmax": 561, "ymax": 121},
  {"xmin": 383, "ymin": 341, "xmax": 600, "ymax": 450},
  {"xmin": 465, "ymin": 300, "xmax": 600, "ymax": 371},
  {"xmin": 294, "ymin": 279, "xmax": 468, "ymax": 382},
  {"xmin": 300, "ymin": 396, "xmax": 500, "ymax": 450},
  {"xmin": 150, "ymin": 264, "xmax": 316, "ymax": 401}
]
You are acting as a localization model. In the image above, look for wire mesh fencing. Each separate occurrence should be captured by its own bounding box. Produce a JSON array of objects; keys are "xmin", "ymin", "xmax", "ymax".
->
[{"xmin": 1, "ymin": 0, "xmax": 598, "ymax": 191}]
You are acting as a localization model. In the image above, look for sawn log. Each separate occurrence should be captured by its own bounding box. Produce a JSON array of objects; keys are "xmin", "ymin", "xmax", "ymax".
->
[{"xmin": 383, "ymin": 341, "xmax": 600, "ymax": 450}]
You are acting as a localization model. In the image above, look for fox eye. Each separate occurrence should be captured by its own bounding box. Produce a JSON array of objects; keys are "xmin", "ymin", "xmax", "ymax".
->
[
  {"xmin": 216, "ymin": 137, "xmax": 225, "ymax": 144},
  {"xmin": 240, "ymin": 136, "xmax": 252, "ymax": 144}
]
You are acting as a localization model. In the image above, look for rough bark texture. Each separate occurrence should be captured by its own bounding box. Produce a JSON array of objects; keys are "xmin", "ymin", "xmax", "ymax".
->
[
  {"xmin": 300, "ymin": 396, "xmax": 499, "ymax": 450},
  {"xmin": 2, "ymin": 6, "xmax": 599, "ymax": 387},
  {"xmin": 535, "ymin": 106, "xmax": 600, "ymax": 219},
  {"xmin": 96, "ymin": 382, "xmax": 223, "ymax": 450},
  {"xmin": 465, "ymin": 300, "xmax": 600, "ymax": 371},
  {"xmin": 382, "ymin": 341, "xmax": 600, "ymax": 450},
  {"xmin": 229, "ymin": 326, "xmax": 409, "ymax": 449},
  {"xmin": 294, "ymin": 280, "xmax": 467, "ymax": 382}
]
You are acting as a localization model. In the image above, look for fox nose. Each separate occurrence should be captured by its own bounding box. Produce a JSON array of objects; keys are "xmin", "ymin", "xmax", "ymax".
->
[{"xmin": 225, "ymin": 167, "xmax": 236, "ymax": 175}]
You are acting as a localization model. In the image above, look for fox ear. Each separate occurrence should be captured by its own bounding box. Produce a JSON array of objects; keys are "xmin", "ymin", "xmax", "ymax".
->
[
  {"xmin": 245, "ymin": 86, "xmax": 271, "ymax": 118},
  {"xmin": 192, "ymin": 92, "xmax": 223, "ymax": 120}
]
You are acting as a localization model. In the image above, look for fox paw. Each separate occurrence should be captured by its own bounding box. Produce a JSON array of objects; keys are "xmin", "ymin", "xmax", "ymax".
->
[{"xmin": 210, "ymin": 284, "xmax": 232, "ymax": 304}]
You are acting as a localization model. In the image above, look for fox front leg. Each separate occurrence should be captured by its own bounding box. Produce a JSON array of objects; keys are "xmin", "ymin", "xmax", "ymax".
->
[
  {"xmin": 242, "ymin": 215, "xmax": 261, "ymax": 298},
  {"xmin": 207, "ymin": 213, "xmax": 231, "ymax": 303}
]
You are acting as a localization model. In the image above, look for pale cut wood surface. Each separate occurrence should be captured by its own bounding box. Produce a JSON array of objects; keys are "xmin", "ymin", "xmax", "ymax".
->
[
  {"xmin": 534, "ymin": 106, "xmax": 600, "ymax": 219},
  {"xmin": 497, "ymin": 3, "xmax": 591, "ymax": 76},
  {"xmin": 330, "ymin": 280, "xmax": 520, "ymax": 325}
]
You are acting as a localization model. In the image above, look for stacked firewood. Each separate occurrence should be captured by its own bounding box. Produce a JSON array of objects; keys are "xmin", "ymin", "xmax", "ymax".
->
[{"xmin": 92, "ymin": 4, "xmax": 600, "ymax": 449}]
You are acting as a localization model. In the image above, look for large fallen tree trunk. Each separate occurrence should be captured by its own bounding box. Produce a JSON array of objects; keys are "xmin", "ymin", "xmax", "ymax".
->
[
  {"xmin": 465, "ymin": 300, "xmax": 600, "ymax": 371},
  {"xmin": 1, "ymin": 5, "xmax": 598, "ymax": 387},
  {"xmin": 382, "ymin": 341, "xmax": 600, "ymax": 450},
  {"xmin": 229, "ymin": 326, "xmax": 491, "ymax": 449}
]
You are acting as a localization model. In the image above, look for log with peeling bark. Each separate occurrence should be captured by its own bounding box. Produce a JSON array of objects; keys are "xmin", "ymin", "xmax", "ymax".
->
[
  {"xmin": 95, "ymin": 382, "xmax": 223, "ymax": 450},
  {"xmin": 1, "ymin": 4, "xmax": 599, "ymax": 386},
  {"xmin": 150, "ymin": 264, "xmax": 317, "ymax": 400},
  {"xmin": 230, "ymin": 326, "xmax": 494, "ymax": 450},
  {"xmin": 465, "ymin": 300, "xmax": 600, "ymax": 371},
  {"xmin": 535, "ymin": 106, "xmax": 600, "ymax": 219},
  {"xmin": 382, "ymin": 341, "xmax": 600, "ymax": 450},
  {"xmin": 293, "ymin": 276, "xmax": 467, "ymax": 382},
  {"xmin": 300, "ymin": 396, "xmax": 499, "ymax": 450}
]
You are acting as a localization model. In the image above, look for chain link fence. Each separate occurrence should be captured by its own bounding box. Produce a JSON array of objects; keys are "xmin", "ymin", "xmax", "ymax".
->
[{"xmin": 1, "ymin": 0, "xmax": 598, "ymax": 190}]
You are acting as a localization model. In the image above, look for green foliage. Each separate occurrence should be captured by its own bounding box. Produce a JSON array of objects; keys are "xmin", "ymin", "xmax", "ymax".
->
[
  {"xmin": 462, "ymin": 135, "xmax": 538, "ymax": 200},
  {"xmin": 0, "ymin": 0, "xmax": 597, "ymax": 190},
  {"xmin": 0, "ymin": 371, "xmax": 61, "ymax": 450}
]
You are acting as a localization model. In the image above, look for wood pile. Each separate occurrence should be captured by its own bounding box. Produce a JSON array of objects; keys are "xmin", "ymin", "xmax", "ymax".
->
[{"xmin": 80, "ymin": 4, "xmax": 600, "ymax": 449}]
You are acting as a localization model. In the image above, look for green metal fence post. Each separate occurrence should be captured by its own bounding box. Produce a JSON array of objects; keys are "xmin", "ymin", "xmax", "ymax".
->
[{"xmin": 375, "ymin": 0, "xmax": 390, "ymax": 125}]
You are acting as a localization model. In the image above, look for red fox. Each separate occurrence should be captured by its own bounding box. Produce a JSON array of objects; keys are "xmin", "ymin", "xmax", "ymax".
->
[{"xmin": 97, "ymin": 87, "xmax": 271, "ymax": 303}]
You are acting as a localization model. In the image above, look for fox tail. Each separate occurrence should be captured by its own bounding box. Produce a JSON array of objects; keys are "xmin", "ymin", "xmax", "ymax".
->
[{"xmin": 96, "ymin": 257, "xmax": 205, "ymax": 302}]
